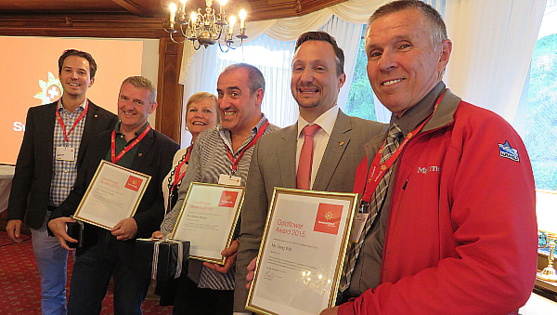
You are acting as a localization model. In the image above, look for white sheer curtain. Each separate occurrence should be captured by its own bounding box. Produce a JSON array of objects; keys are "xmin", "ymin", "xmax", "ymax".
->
[
  {"xmin": 214, "ymin": 35, "xmax": 299, "ymax": 127},
  {"xmin": 321, "ymin": 16, "xmax": 362, "ymax": 111},
  {"xmin": 444, "ymin": 0, "xmax": 547, "ymax": 123},
  {"xmin": 181, "ymin": 35, "xmax": 298, "ymax": 146}
]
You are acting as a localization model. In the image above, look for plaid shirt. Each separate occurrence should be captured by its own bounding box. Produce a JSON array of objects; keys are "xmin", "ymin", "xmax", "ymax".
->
[{"xmin": 49, "ymin": 100, "xmax": 87, "ymax": 207}]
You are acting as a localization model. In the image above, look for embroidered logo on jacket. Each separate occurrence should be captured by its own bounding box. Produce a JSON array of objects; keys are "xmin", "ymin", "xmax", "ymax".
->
[
  {"xmin": 417, "ymin": 166, "xmax": 440, "ymax": 174},
  {"xmin": 498, "ymin": 141, "xmax": 520, "ymax": 162}
]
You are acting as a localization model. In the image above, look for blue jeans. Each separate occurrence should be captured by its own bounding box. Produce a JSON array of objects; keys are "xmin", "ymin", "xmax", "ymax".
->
[
  {"xmin": 31, "ymin": 212, "xmax": 69, "ymax": 315},
  {"xmin": 68, "ymin": 229, "xmax": 150, "ymax": 315}
]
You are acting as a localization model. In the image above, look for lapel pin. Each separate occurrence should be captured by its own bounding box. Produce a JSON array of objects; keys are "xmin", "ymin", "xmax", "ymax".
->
[
  {"xmin": 138, "ymin": 153, "xmax": 143, "ymax": 157},
  {"xmin": 94, "ymin": 114, "xmax": 98, "ymax": 118},
  {"xmin": 338, "ymin": 141, "xmax": 345, "ymax": 146}
]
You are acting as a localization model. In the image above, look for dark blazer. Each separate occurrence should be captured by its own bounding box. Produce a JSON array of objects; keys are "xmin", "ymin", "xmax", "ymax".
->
[
  {"xmin": 234, "ymin": 110, "xmax": 387, "ymax": 311},
  {"xmin": 7, "ymin": 101, "xmax": 118, "ymax": 229},
  {"xmin": 50, "ymin": 127, "xmax": 179, "ymax": 259}
]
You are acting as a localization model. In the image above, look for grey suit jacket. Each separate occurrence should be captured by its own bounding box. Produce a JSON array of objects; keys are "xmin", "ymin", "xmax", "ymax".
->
[
  {"xmin": 234, "ymin": 110, "xmax": 386, "ymax": 311},
  {"xmin": 7, "ymin": 100, "xmax": 118, "ymax": 229}
]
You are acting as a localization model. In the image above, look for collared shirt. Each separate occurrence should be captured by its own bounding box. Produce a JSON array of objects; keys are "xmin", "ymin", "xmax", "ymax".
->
[
  {"xmin": 349, "ymin": 81, "xmax": 446, "ymax": 295},
  {"xmin": 391, "ymin": 82, "xmax": 446, "ymax": 136},
  {"xmin": 105, "ymin": 122, "xmax": 149, "ymax": 168},
  {"xmin": 296, "ymin": 105, "xmax": 339, "ymax": 189},
  {"xmin": 160, "ymin": 115, "xmax": 280, "ymax": 291},
  {"xmin": 49, "ymin": 99, "xmax": 87, "ymax": 207}
]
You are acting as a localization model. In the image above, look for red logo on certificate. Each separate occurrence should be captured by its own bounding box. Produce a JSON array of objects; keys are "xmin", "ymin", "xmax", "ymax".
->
[
  {"xmin": 124, "ymin": 175, "xmax": 143, "ymax": 192},
  {"xmin": 313, "ymin": 203, "xmax": 343, "ymax": 235},
  {"xmin": 218, "ymin": 191, "xmax": 239, "ymax": 207}
]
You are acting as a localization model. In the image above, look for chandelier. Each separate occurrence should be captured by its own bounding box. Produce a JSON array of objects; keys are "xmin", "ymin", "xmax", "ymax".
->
[{"xmin": 164, "ymin": 0, "xmax": 248, "ymax": 52}]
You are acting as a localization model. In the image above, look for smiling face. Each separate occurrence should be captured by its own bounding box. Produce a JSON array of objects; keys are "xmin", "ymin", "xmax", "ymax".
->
[
  {"xmin": 59, "ymin": 55, "xmax": 95, "ymax": 99},
  {"xmin": 291, "ymin": 40, "xmax": 346, "ymax": 121},
  {"xmin": 216, "ymin": 67, "xmax": 263, "ymax": 135},
  {"xmin": 117, "ymin": 82, "xmax": 157, "ymax": 133},
  {"xmin": 365, "ymin": 8, "xmax": 451, "ymax": 116},
  {"xmin": 186, "ymin": 97, "xmax": 219, "ymax": 139}
]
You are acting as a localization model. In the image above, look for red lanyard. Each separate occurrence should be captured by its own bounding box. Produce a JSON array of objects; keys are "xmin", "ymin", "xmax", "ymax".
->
[
  {"xmin": 225, "ymin": 121, "xmax": 269, "ymax": 173},
  {"xmin": 171, "ymin": 145, "xmax": 193, "ymax": 190},
  {"xmin": 56, "ymin": 100, "xmax": 88, "ymax": 143},
  {"xmin": 111, "ymin": 125, "xmax": 152, "ymax": 164},
  {"xmin": 359, "ymin": 93, "xmax": 444, "ymax": 203}
]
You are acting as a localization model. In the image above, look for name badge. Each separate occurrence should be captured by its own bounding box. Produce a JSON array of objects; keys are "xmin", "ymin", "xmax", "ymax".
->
[
  {"xmin": 350, "ymin": 213, "xmax": 369, "ymax": 243},
  {"xmin": 218, "ymin": 174, "xmax": 241, "ymax": 186},
  {"xmin": 56, "ymin": 146, "xmax": 75, "ymax": 161}
]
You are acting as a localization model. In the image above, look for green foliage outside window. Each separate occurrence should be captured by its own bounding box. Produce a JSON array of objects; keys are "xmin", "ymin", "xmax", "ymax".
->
[{"xmin": 345, "ymin": 28, "xmax": 377, "ymax": 121}]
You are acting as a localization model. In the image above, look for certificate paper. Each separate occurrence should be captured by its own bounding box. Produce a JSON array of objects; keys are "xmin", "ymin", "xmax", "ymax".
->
[
  {"xmin": 73, "ymin": 160, "xmax": 151, "ymax": 230},
  {"xmin": 247, "ymin": 188, "xmax": 359, "ymax": 315},
  {"xmin": 171, "ymin": 182, "xmax": 245, "ymax": 264}
]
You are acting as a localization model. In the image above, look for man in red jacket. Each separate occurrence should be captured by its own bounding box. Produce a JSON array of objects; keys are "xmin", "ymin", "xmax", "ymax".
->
[{"xmin": 321, "ymin": 1, "xmax": 537, "ymax": 314}]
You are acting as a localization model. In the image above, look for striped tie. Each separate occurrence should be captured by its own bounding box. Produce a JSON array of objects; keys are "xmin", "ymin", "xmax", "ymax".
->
[{"xmin": 339, "ymin": 123, "xmax": 404, "ymax": 292}]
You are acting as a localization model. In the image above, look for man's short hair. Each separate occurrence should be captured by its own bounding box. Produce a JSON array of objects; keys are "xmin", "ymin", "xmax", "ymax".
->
[
  {"xmin": 58, "ymin": 49, "xmax": 98, "ymax": 79},
  {"xmin": 368, "ymin": 0, "xmax": 447, "ymax": 46},
  {"xmin": 294, "ymin": 31, "xmax": 345, "ymax": 75},
  {"xmin": 122, "ymin": 76, "xmax": 157, "ymax": 104},
  {"xmin": 221, "ymin": 63, "xmax": 265, "ymax": 96}
]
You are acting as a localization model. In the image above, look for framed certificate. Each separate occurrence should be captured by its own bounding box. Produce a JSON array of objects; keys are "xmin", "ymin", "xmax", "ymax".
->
[
  {"xmin": 171, "ymin": 182, "xmax": 245, "ymax": 264},
  {"xmin": 246, "ymin": 188, "xmax": 359, "ymax": 315},
  {"xmin": 73, "ymin": 160, "xmax": 151, "ymax": 230}
]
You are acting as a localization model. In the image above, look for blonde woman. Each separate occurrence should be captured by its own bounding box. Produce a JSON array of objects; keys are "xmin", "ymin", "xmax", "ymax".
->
[{"xmin": 162, "ymin": 92, "xmax": 220, "ymax": 213}]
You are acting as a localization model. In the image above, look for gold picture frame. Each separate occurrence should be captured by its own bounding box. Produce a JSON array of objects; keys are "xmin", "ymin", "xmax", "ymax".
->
[{"xmin": 246, "ymin": 187, "xmax": 359, "ymax": 315}]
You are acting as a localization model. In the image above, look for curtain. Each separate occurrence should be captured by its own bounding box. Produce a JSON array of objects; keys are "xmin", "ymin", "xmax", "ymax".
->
[
  {"xmin": 321, "ymin": 16, "xmax": 362, "ymax": 112},
  {"xmin": 444, "ymin": 0, "xmax": 547, "ymax": 122},
  {"xmin": 180, "ymin": 34, "xmax": 298, "ymax": 146}
]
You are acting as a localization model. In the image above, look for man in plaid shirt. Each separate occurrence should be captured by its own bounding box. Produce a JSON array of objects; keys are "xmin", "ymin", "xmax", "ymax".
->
[{"xmin": 6, "ymin": 49, "xmax": 118, "ymax": 315}]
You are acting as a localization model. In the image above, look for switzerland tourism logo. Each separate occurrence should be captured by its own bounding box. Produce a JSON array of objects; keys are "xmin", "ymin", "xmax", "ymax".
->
[
  {"xmin": 218, "ymin": 191, "xmax": 239, "ymax": 207},
  {"xmin": 34, "ymin": 72, "xmax": 63, "ymax": 104},
  {"xmin": 124, "ymin": 175, "xmax": 143, "ymax": 192},
  {"xmin": 313, "ymin": 203, "xmax": 343, "ymax": 235}
]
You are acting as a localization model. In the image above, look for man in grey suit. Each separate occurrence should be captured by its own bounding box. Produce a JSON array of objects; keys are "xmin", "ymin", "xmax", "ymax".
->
[
  {"xmin": 6, "ymin": 49, "xmax": 118, "ymax": 315},
  {"xmin": 233, "ymin": 31, "xmax": 386, "ymax": 313}
]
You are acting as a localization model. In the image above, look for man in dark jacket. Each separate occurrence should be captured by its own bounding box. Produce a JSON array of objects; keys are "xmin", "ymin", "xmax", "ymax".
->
[
  {"xmin": 49, "ymin": 76, "xmax": 179, "ymax": 315},
  {"xmin": 6, "ymin": 49, "xmax": 118, "ymax": 315}
]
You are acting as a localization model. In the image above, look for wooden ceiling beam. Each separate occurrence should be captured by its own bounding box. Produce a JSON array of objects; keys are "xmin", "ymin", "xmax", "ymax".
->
[
  {"xmin": 0, "ymin": 14, "xmax": 166, "ymax": 38},
  {"xmin": 111, "ymin": 0, "xmax": 147, "ymax": 16},
  {"xmin": 110, "ymin": 0, "xmax": 164, "ymax": 17}
]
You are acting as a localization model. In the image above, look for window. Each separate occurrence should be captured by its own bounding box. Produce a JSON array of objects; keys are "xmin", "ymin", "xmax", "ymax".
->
[
  {"xmin": 345, "ymin": 26, "xmax": 377, "ymax": 122},
  {"xmin": 523, "ymin": 2, "xmax": 557, "ymax": 190}
]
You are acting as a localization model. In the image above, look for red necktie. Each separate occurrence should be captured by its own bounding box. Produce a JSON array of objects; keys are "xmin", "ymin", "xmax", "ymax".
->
[{"xmin": 296, "ymin": 124, "xmax": 321, "ymax": 190}]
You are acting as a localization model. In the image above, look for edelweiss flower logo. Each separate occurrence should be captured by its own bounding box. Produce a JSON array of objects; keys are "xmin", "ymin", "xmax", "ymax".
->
[
  {"xmin": 34, "ymin": 72, "xmax": 63, "ymax": 104},
  {"xmin": 324, "ymin": 211, "xmax": 333, "ymax": 221}
]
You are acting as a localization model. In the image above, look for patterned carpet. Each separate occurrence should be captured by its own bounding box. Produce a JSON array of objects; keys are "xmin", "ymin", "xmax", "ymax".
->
[{"xmin": 0, "ymin": 231, "xmax": 172, "ymax": 315}]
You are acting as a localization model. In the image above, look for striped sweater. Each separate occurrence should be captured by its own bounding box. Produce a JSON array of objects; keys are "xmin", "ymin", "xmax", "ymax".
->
[{"xmin": 161, "ymin": 116, "xmax": 280, "ymax": 290}]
